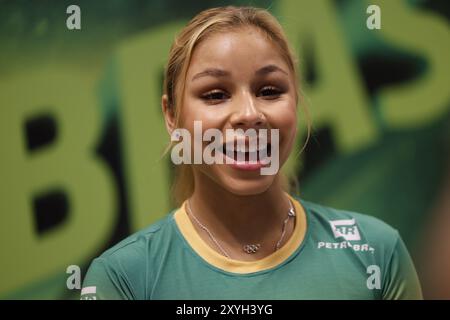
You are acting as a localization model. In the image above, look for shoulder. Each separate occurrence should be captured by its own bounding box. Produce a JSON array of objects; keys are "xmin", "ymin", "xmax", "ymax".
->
[
  {"xmin": 293, "ymin": 197, "xmax": 422, "ymax": 299},
  {"xmin": 98, "ymin": 211, "xmax": 176, "ymax": 263},
  {"xmin": 296, "ymin": 197, "xmax": 400, "ymax": 253},
  {"xmin": 82, "ymin": 211, "xmax": 178, "ymax": 299}
]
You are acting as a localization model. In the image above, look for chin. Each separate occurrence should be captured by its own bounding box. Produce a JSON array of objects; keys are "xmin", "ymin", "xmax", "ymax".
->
[
  {"xmin": 195, "ymin": 161, "xmax": 284, "ymax": 197},
  {"xmin": 216, "ymin": 172, "xmax": 277, "ymax": 196}
]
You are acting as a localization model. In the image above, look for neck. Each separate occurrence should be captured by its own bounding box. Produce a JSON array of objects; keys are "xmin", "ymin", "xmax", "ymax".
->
[{"xmin": 188, "ymin": 172, "xmax": 292, "ymax": 250}]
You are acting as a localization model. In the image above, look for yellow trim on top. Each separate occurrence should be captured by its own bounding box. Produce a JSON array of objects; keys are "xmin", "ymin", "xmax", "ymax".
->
[{"xmin": 173, "ymin": 193, "xmax": 307, "ymax": 274}]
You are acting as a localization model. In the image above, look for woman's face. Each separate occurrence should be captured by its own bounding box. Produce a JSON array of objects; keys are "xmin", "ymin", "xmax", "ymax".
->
[{"xmin": 178, "ymin": 26, "xmax": 298, "ymax": 196}]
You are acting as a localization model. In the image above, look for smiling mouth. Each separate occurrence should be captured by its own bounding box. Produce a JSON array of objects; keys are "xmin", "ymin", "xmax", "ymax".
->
[{"xmin": 220, "ymin": 141, "xmax": 272, "ymax": 162}]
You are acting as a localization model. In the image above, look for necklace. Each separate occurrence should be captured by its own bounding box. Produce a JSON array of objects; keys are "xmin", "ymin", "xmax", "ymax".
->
[{"xmin": 185, "ymin": 197, "xmax": 296, "ymax": 259}]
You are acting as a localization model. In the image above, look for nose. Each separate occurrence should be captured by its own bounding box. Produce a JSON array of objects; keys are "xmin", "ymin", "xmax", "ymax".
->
[{"xmin": 229, "ymin": 91, "xmax": 266, "ymax": 130}]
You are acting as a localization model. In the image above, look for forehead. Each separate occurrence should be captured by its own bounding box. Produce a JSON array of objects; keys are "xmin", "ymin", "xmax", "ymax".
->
[{"xmin": 187, "ymin": 27, "xmax": 290, "ymax": 76}]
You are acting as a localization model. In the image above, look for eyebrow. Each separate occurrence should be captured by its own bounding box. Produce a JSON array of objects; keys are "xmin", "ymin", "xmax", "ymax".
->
[
  {"xmin": 255, "ymin": 64, "xmax": 288, "ymax": 77},
  {"xmin": 192, "ymin": 68, "xmax": 230, "ymax": 81},
  {"xmin": 191, "ymin": 64, "xmax": 288, "ymax": 81}
]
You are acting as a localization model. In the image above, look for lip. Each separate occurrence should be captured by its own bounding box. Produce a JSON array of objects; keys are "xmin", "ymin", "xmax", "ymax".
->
[
  {"xmin": 219, "ymin": 149, "xmax": 270, "ymax": 171},
  {"xmin": 229, "ymin": 161, "xmax": 266, "ymax": 171},
  {"xmin": 218, "ymin": 138, "xmax": 272, "ymax": 171},
  {"xmin": 222, "ymin": 138, "xmax": 271, "ymax": 153}
]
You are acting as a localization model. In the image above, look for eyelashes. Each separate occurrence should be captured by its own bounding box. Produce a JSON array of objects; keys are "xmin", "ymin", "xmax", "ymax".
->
[
  {"xmin": 259, "ymin": 86, "xmax": 283, "ymax": 99},
  {"xmin": 201, "ymin": 90, "xmax": 230, "ymax": 102},
  {"xmin": 201, "ymin": 86, "xmax": 284, "ymax": 104}
]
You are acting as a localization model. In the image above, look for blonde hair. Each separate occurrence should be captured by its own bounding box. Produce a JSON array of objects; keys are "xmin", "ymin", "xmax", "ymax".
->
[{"xmin": 162, "ymin": 6, "xmax": 311, "ymax": 206}]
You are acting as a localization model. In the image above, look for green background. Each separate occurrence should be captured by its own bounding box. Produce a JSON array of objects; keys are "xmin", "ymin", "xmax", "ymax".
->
[{"xmin": 0, "ymin": 0, "xmax": 449, "ymax": 299}]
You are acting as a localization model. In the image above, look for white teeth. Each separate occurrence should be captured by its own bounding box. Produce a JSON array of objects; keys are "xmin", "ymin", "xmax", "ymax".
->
[
  {"xmin": 222, "ymin": 141, "xmax": 270, "ymax": 155},
  {"xmin": 248, "ymin": 143, "xmax": 258, "ymax": 152},
  {"xmin": 248, "ymin": 151, "xmax": 258, "ymax": 163},
  {"xmin": 258, "ymin": 146, "xmax": 268, "ymax": 153},
  {"xmin": 237, "ymin": 144, "xmax": 246, "ymax": 153}
]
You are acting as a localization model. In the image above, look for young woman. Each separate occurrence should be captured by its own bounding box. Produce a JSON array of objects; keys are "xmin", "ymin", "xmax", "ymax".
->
[{"xmin": 82, "ymin": 6, "xmax": 422, "ymax": 300}]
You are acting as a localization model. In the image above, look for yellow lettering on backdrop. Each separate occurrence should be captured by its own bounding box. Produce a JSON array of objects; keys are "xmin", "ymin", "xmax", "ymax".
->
[
  {"xmin": 279, "ymin": 0, "xmax": 379, "ymax": 178},
  {"xmin": 0, "ymin": 68, "xmax": 116, "ymax": 296},
  {"xmin": 374, "ymin": 0, "xmax": 450, "ymax": 128},
  {"xmin": 115, "ymin": 23, "xmax": 185, "ymax": 231}
]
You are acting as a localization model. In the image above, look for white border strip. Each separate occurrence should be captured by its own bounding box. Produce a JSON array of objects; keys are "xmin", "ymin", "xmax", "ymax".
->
[{"xmin": 81, "ymin": 286, "xmax": 97, "ymax": 295}]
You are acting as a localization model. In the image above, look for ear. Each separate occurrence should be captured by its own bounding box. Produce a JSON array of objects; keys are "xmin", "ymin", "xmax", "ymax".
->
[{"xmin": 161, "ymin": 94, "xmax": 176, "ymax": 136}]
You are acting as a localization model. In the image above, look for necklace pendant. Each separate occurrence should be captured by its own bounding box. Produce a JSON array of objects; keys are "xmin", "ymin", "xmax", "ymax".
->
[
  {"xmin": 243, "ymin": 244, "xmax": 261, "ymax": 254},
  {"xmin": 288, "ymin": 208, "xmax": 295, "ymax": 217}
]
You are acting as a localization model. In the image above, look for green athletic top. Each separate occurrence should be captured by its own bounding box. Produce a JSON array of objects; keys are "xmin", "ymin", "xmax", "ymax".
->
[{"xmin": 81, "ymin": 194, "xmax": 422, "ymax": 300}]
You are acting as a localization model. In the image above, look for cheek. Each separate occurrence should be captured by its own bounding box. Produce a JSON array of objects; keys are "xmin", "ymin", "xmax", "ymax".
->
[
  {"xmin": 274, "ymin": 107, "xmax": 298, "ymax": 163},
  {"xmin": 181, "ymin": 97, "xmax": 225, "ymax": 129},
  {"xmin": 272, "ymin": 105, "xmax": 297, "ymax": 142},
  {"xmin": 282, "ymin": 110, "xmax": 297, "ymax": 132}
]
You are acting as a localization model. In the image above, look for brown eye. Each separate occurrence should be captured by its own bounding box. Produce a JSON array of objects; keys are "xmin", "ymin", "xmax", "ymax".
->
[
  {"xmin": 201, "ymin": 90, "xmax": 230, "ymax": 103},
  {"xmin": 259, "ymin": 86, "xmax": 282, "ymax": 99}
]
